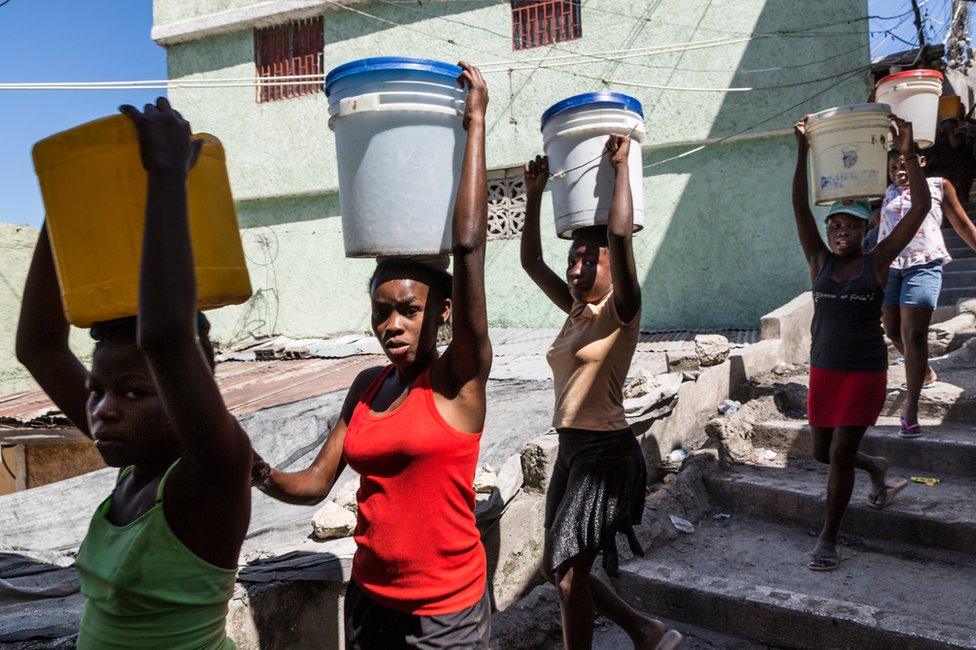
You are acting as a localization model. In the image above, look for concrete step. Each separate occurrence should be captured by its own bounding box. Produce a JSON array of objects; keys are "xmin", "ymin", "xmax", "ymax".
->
[
  {"xmin": 940, "ymin": 287, "xmax": 976, "ymax": 307},
  {"xmin": 947, "ymin": 246, "xmax": 976, "ymax": 258},
  {"xmin": 615, "ymin": 514, "xmax": 976, "ymax": 649},
  {"xmin": 944, "ymin": 257, "xmax": 976, "ymax": 272},
  {"xmin": 561, "ymin": 616, "xmax": 765, "ymax": 650},
  {"xmin": 942, "ymin": 269, "xmax": 976, "ymax": 289},
  {"xmin": 751, "ymin": 417, "xmax": 976, "ymax": 476},
  {"xmin": 704, "ymin": 459, "xmax": 976, "ymax": 553}
]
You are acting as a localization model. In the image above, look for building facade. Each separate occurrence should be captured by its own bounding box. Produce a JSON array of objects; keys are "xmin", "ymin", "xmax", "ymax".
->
[{"xmin": 152, "ymin": 0, "xmax": 870, "ymax": 343}]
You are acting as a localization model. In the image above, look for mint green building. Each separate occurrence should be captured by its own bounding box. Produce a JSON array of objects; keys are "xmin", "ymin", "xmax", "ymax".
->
[{"xmin": 151, "ymin": 0, "xmax": 870, "ymax": 342}]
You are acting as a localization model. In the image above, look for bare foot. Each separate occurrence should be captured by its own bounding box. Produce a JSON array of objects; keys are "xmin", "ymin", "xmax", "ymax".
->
[
  {"xmin": 808, "ymin": 538, "xmax": 838, "ymax": 571},
  {"xmin": 867, "ymin": 457, "xmax": 890, "ymax": 501},
  {"xmin": 925, "ymin": 365, "xmax": 937, "ymax": 385},
  {"xmin": 633, "ymin": 617, "xmax": 667, "ymax": 649}
]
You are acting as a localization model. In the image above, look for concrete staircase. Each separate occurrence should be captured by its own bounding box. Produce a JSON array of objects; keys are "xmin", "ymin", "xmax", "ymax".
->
[
  {"xmin": 941, "ymin": 225, "xmax": 976, "ymax": 307},
  {"xmin": 610, "ymin": 379, "xmax": 976, "ymax": 648}
]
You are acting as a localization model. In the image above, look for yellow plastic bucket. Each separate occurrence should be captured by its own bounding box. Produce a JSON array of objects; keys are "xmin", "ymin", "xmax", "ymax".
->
[
  {"xmin": 806, "ymin": 103, "xmax": 891, "ymax": 205},
  {"xmin": 32, "ymin": 115, "xmax": 252, "ymax": 328}
]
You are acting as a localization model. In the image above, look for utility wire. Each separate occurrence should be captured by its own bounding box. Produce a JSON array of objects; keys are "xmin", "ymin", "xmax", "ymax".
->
[{"xmin": 643, "ymin": 67, "xmax": 866, "ymax": 170}]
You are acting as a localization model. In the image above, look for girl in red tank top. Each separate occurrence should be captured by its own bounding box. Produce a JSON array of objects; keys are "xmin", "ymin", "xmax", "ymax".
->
[{"xmin": 252, "ymin": 63, "xmax": 494, "ymax": 649}]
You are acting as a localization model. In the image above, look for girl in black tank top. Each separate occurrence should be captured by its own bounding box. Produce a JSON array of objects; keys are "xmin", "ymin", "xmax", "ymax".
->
[
  {"xmin": 792, "ymin": 115, "xmax": 930, "ymax": 573},
  {"xmin": 810, "ymin": 253, "xmax": 887, "ymax": 372}
]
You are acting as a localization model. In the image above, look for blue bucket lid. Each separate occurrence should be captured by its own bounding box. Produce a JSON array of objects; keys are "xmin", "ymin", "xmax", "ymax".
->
[
  {"xmin": 325, "ymin": 56, "xmax": 463, "ymax": 97},
  {"xmin": 541, "ymin": 92, "xmax": 644, "ymax": 131}
]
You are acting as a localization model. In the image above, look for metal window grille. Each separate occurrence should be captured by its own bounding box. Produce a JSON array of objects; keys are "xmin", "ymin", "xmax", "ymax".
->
[
  {"xmin": 254, "ymin": 17, "xmax": 324, "ymax": 103},
  {"xmin": 487, "ymin": 168, "xmax": 527, "ymax": 240},
  {"xmin": 511, "ymin": 0, "xmax": 581, "ymax": 51}
]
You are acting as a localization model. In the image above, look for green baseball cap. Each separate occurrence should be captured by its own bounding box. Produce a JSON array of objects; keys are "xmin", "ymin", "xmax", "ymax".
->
[{"xmin": 825, "ymin": 200, "xmax": 872, "ymax": 222}]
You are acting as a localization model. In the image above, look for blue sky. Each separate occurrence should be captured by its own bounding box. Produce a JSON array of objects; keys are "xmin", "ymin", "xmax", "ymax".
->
[
  {"xmin": 0, "ymin": 0, "xmax": 165, "ymax": 227},
  {"xmin": 0, "ymin": 1, "xmax": 962, "ymax": 227}
]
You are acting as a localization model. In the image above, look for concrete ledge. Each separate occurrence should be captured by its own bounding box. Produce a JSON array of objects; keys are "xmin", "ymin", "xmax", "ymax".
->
[
  {"xmin": 759, "ymin": 291, "xmax": 812, "ymax": 365},
  {"xmin": 152, "ymin": 1, "xmax": 355, "ymax": 45}
]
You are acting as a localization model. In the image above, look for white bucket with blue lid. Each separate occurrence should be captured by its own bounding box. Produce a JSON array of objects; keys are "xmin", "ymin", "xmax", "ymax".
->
[
  {"xmin": 541, "ymin": 92, "xmax": 646, "ymax": 239},
  {"xmin": 326, "ymin": 57, "xmax": 465, "ymax": 257},
  {"xmin": 805, "ymin": 103, "xmax": 891, "ymax": 205}
]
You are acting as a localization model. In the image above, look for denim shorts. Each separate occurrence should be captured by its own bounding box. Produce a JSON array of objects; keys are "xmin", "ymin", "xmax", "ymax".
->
[{"xmin": 883, "ymin": 259, "xmax": 944, "ymax": 310}]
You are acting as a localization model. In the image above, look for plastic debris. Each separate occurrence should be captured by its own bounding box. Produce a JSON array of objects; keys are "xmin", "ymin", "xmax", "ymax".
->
[
  {"xmin": 717, "ymin": 399, "xmax": 741, "ymax": 415},
  {"xmin": 710, "ymin": 512, "xmax": 733, "ymax": 521},
  {"xmin": 761, "ymin": 449, "xmax": 777, "ymax": 461},
  {"xmin": 667, "ymin": 449, "xmax": 689, "ymax": 464},
  {"xmin": 669, "ymin": 515, "xmax": 695, "ymax": 534},
  {"xmin": 910, "ymin": 476, "xmax": 941, "ymax": 487}
]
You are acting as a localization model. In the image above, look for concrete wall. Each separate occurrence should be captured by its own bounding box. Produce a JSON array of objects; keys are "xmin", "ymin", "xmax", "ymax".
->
[
  {"xmin": 0, "ymin": 224, "xmax": 92, "ymax": 392},
  {"xmin": 154, "ymin": 0, "xmax": 869, "ymax": 336}
]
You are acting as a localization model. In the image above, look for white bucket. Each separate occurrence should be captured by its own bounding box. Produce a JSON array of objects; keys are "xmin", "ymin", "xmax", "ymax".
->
[
  {"xmin": 542, "ymin": 92, "xmax": 646, "ymax": 239},
  {"xmin": 806, "ymin": 103, "xmax": 891, "ymax": 205},
  {"xmin": 875, "ymin": 69, "xmax": 943, "ymax": 148},
  {"xmin": 326, "ymin": 57, "xmax": 465, "ymax": 257}
]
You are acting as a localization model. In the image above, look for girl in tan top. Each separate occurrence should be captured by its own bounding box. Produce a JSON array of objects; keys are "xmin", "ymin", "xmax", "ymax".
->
[{"xmin": 521, "ymin": 136, "xmax": 681, "ymax": 650}]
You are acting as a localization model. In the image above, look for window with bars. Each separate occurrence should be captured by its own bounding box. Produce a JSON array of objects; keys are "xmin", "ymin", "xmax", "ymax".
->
[
  {"xmin": 511, "ymin": 0, "xmax": 581, "ymax": 51},
  {"xmin": 254, "ymin": 16, "xmax": 324, "ymax": 103}
]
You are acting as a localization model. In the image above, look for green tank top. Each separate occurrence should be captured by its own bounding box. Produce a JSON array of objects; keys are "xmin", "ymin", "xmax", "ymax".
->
[{"xmin": 75, "ymin": 460, "xmax": 237, "ymax": 649}]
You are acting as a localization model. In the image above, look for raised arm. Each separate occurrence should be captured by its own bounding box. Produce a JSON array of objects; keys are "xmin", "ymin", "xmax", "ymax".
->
[
  {"xmin": 605, "ymin": 135, "xmax": 641, "ymax": 323},
  {"xmin": 442, "ymin": 62, "xmax": 492, "ymax": 384},
  {"xmin": 941, "ymin": 179, "xmax": 976, "ymax": 251},
  {"xmin": 15, "ymin": 224, "xmax": 91, "ymax": 437},
  {"xmin": 874, "ymin": 118, "xmax": 932, "ymax": 273},
  {"xmin": 252, "ymin": 366, "xmax": 382, "ymax": 505},
  {"xmin": 120, "ymin": 98, "xmax": 251, "ymax": 483},
  {"xmin": 792, "ymin": 118, "xmax": 829, "ymax": 278},
  {"xmin": 520, "ymin": 155, "xmax": 573, "ymax": 313}
]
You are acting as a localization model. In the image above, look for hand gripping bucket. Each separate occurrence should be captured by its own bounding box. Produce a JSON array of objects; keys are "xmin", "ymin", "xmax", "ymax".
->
[
  {"xmin": 541, "ymin": 92, "xmax": 646, "ymax": 239},
  {"xmin": 806, "ymin": 103, "xmax": 891, "ymax": 205},
  {"xmin": 875, "ymin": 69, "xmax": 944, "ymax": 148},
  {"xmin": 326, "ymin": 57, "xmax": 466, "ymax": 258}
]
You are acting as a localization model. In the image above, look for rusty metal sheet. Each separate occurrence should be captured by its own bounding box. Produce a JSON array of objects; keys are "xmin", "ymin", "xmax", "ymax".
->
[{"xmin": 0, "ymin": 355, "xmax": 386, "ymax": 430}]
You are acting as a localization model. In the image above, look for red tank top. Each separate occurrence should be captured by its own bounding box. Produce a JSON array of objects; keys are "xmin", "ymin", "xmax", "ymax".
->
[{"xmin": 342, "ymin": 365, "xmax": 486, "ymax": 615}]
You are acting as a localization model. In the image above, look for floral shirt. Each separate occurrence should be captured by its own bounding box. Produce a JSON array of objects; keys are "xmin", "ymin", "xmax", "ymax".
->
[{"xmin": 878, "ymin": 177, "xmax": 950, "ymax": 269}]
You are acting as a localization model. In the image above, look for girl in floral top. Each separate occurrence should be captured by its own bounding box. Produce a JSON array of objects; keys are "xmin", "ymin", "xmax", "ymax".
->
[{"xmin": 878, "ymin": 146, "xmax": 976, "ymax": 438}]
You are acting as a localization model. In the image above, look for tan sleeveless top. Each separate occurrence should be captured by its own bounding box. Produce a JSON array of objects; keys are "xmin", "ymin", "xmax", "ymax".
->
[{"xmin": 546, "ymin": 290, "xmax": 639, "ymax": 431}]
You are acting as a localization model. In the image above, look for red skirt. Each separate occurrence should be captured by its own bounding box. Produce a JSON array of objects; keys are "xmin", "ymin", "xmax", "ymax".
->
[{"xmin": 807, "ymin": 367, "xmax": 887, "ymax": 428}]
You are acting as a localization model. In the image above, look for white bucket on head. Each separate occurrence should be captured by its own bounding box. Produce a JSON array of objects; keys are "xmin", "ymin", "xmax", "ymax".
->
[
  {"xmin": 326, "ymin": 57, "xmax": 465, "ymax": 257},
  {"xmin": 875, "ymin": 69, "xmax": 943, "ymax": 148},
  {"xmin": 541, "ymin": 92, "xmax": 646, "ymax": 239},
  {"xmin": 806, "ymin": 103, "xmax": 891, "ymax": 205}
]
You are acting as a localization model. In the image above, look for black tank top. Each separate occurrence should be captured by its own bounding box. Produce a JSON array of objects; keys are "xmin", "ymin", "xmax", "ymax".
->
[{"xmin": 810, "ymin": 253, "xmax": 887, "ymax": 372}]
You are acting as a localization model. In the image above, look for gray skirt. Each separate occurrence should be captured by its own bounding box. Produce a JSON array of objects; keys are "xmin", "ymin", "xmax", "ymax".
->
[{"xmin": 544, "ymin": 427, "xmax": 648, "ymax": 577}]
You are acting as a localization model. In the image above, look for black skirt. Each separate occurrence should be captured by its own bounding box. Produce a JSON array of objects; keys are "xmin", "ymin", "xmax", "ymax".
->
[{"xmin": 544, "ymin": 427, "xmax": 648, "ymax": 577}]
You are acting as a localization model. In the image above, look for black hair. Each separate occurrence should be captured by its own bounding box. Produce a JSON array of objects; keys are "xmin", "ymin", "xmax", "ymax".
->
[
  {"xmin": 368, "ymin": 258, "xmax": 453, "ymax": 301},
  {"xmin": 90, "ymin": 313, "xmax": 216, "ymax": 371},
  {"xmin": 571, "ymin": 225, "xmax": 609, "ymax": 247}
]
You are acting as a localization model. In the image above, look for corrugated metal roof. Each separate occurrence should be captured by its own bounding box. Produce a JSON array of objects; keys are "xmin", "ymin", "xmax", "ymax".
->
[{"xmin": 0, "ymin": 355, "xmax": 385, "ymax": 430}]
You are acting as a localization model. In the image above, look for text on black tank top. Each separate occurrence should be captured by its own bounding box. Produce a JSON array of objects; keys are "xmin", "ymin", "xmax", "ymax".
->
[{"xmin": 810, "ymin": 253, "xmax": 887, "ymax": 372}]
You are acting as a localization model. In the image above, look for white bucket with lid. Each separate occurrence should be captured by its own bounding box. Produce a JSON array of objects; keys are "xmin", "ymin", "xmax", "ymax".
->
[
  {"xmin": 875, "ymin": 69, "xmax": 943, "ymax": 148},
  {"xmin": 806, "ymin": 103, "xmax": 891, "ymax": 205},
  {"xmin": 326, "ymin": 57, "xmax": 465, "ymax": 257},
  {"xmin": 542, "ymin": 92, "xmax": 646, "ymax": 239}
]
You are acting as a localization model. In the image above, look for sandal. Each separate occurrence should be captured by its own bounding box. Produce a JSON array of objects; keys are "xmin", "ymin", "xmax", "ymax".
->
[
  {"xmin": 899, "ymin": 417, "xmax": 923, "ymax": 438},
  {"xmin": 868, "ymin": 478, "xmax": 909, "ymax": 510}
]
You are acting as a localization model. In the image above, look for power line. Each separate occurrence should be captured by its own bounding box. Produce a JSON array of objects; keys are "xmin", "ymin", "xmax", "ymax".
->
[{"xmin": 643, "ymin": 67, "xmax": 866, "ymax": 170}]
